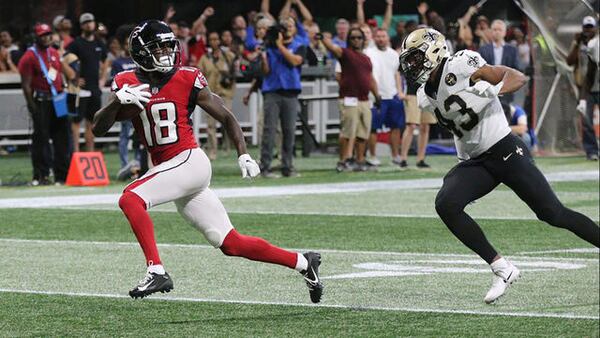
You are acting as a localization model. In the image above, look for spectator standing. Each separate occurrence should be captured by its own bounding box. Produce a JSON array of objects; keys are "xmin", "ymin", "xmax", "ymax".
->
[
  {"xmin": 1, "ymin": 30, "xmax": 22, "ymax": 66},
  {"xmin": 109, "ymin": 36, "xmax": 141, "ymax": 172},
  {"xmin": 333, "ymin": 19, "xmax": 349, "ymax": 48},
  {"xmin": 305, "ymin": 23, "xmax": 327, "ymax": 66},
  {"xmin": 365, "ymin": 28, "xmax": 404, "ymax": 166},
  {"xmin": 398, "ymin": 80, "xmax": 437, "ymax": 169},
  {"xmin": 478, "ymin": 19, "xmax": 519, "ymax": 103},
  {"xmin": 390, "ymin": 21, "xmax": 406, "ymax": 51},
  {"xmin": 502, "ymin": 102, "xmax": 535, "ymax": 150},
  {"xmin": 106, "ymin": 37, "xmax": 122, "ymax": 64},
  {"xmin": 456, "ymin": 6, "xmax": 479, "ymax": 52},
  {"xmin": 474, "ymin": 15, "xmax": 493, "ymax": 47},
  {"xmin": 571, "ymin": 16, "xmax": 600, "ymax": 161},
  {"xmin": 18, "ymin": 23, "xmax": 70, "ymax": 185},
  {"xmin": 198, "ymin": 32, "xmax": 237, "ymax": 160},
  {"xmin": 321, "ymin": 28, "xmax": 381, "ymax": 172},
  {"xmin": 52, "ymin": 15, "xmax": 73, "ymax": 48},
  {"xmin": 510, "ymin": 27, "xmax": 530, "ymax": 71},
  {"xmin": 0, "ymin": 43, "xmax": 17, "ymax": 72},
  {"xmin": 259, "ymin": 17, "xmax": 306, "ymax": 177},
  {"xmin": 189, "ymin": 6, "xmax": 214, "ymax": 65},
  {"xmin": 221, "ymin": 30, "xmax": 234, "ymax": 52},
  {"xmin": 67, "ymin": 12, "xmax": 108, "ymax": 152}
]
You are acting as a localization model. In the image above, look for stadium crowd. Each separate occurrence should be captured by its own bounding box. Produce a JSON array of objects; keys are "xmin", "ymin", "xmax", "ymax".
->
[{"xmin": 1, "ymin": 0, "xmax": 597, "ymax": 185}]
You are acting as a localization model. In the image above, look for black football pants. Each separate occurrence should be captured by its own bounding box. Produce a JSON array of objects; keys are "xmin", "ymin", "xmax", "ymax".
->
[
  {"xmin": 31, "ymin": 98, "xmax": 70, "ymax": 182},
  {"xmin": 435, "ymin": 133, "xmax": 600, "ymax": 264}
]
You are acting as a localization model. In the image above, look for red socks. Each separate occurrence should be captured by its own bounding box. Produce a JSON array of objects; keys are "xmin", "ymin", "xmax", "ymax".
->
[
  {"xmin": 220, "ymin": 229, "xmax": 298, "ymax": 269},
  {"xmin": 119, "ymin": 191, "xmax": 162, "ymax": 266},
  {"xmin": 119, "ymin": 191, "xmax": 297, "ymax": 271}
]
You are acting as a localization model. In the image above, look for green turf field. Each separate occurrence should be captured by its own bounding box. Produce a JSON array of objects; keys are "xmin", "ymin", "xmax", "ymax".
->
[{"xmin": 0, "ymin": 151, "xmax": 598, "ymax": 337}]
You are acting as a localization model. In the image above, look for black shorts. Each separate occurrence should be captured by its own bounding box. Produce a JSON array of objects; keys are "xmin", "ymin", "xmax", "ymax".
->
[
  {"xmin": 437, "ymin": 133, "xmax": 560, "ymax": 215},
  {"xmin": 72, "ymin": 94, "xmax": 101, "ymax": 123},
  {"xmin": 456, "ymin": 132, "xmax": 535, "ymax": 179}
]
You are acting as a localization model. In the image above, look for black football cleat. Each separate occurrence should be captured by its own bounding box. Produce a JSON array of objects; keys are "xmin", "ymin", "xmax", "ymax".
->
[
  {"xmin": 302, "ymin": 252, "xmax": 324, "ymax": 303},
  {"xmin": 129, "ymin": 272, "xmax": 173, "ymax": 299}
]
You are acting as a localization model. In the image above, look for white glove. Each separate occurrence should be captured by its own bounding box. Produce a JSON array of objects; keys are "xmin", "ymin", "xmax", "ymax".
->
[
  {"xmin": 576, "ymin": 99, "xmax": 587, "ymax": 115},
  {"xmin": 238, "ymin": 154, "xmax": 261, "ymax": 178},
  {"xmin": 465, "ymin": 80, "xmax": 504, "ymax": 98},
  {"xmin": 116, "ymin": 83, "xmax": 152, "ymax": 110}
]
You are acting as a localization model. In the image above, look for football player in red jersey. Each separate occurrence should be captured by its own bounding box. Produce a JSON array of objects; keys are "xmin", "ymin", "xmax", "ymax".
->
[{"xmin": 92, "ymin": 20, "xmax": 323, "ymax": 303}]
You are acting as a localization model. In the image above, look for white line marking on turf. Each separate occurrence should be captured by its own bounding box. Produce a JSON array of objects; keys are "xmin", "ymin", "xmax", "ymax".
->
[
  {"xmin": 518, "ymin": 248, "xmax": 600, "ymax": 254},
  {"xmin": 0, "ymin": 170, "xmax": 597, "ymax": 209},
  {"xmin": 58, "ymin": 206, "xmax": 600, "ymax": 221},
  {"xmin": 1, "ymin": 237, "xmax": 598, "ymax": 262},
  {"xmin": 0, "ymin": 288, "xmax": 597, "ymax": 320},
  {"xmin": 323, "ymin": 259, "xmax": 587, "ymax": 280}
]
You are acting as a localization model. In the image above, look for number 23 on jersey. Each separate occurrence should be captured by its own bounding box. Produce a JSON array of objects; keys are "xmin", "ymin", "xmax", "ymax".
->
[{"xmin": 434, "ymin": 94, "xmax": 479, "ymax": 138}]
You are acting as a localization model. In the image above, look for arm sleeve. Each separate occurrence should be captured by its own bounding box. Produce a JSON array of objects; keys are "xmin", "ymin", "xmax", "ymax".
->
[
  {"xmin": 17, "ymin": 52, "xmax": 32, "ymax": 76},
  {"xmin": 295, "ymin": 22, "xmax": 309, "ymax": 46},
  {"xmin": 194, "ymin": 71, "xmax": 208, "ymax": 89},
  {"xmin": 111, "ymin": 74, "xmax": 121, "ymax": 92},
  {"xmin": 66, "ymin": 40, "xmax": 78, "ymax": 56},
  {"xmin": 416, "ymin": 86, "xmax": 434, "ymax": 112},
  {"xmin": 100, "ymin": 42, "xmax": 108, "ymax": 62},
  {"xmin": 294, "ymin": 45, "xmax": 307, "ymax": 60}
]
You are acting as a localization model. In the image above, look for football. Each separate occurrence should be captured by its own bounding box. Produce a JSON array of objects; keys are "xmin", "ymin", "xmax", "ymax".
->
[{"xmin": 115, "ymin": 104, "xmax": 143, "ymax": 121}]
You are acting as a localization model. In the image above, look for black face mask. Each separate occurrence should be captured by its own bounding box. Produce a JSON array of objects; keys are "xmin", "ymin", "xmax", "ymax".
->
[{"xmin": 399, "ymin": 49, "xmax": 427, "ymax": 84}]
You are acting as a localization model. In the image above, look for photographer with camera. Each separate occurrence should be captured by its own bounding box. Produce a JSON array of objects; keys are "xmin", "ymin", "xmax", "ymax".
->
[
  {"xmin": 259, "ymin": 17, "xmax": 306, "ymax": 178},
  {"xmin": 198, "ymin": 31, "xmax": 238, "ymax": 160}
]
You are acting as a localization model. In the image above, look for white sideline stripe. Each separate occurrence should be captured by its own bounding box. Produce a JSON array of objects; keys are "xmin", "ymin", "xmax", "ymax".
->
[
  {"xmin": 0, "ymin": 170, "xmax": 597, "ymax": 209},
  {"xmin": 518, "ymin": 248, "xmax": 600, "ymax": 254},
  {"xmin": 0, "ymin": 288, "xmax": 597, "ymax": 320},
  {"xmin": 1, "ymin": 238, "xmax": 597, "ymax": 262}
]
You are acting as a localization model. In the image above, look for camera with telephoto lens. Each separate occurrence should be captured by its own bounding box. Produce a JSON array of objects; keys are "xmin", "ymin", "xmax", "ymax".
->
[{"xmin": 265, "ymin": 23, "xmax": 287, "ymax": 48}]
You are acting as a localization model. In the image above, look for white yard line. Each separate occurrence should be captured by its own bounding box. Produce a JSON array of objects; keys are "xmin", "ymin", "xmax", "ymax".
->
[
  {"xmin": 1, "ymin": 238, "xmax": 597, "ymax": 262},
  {"xmin": 0, "ymin": 170, "xmax": 597, "ymax": 209},
  {"xmin": 0, "ymin": 288, "xmax": 597, "ymax": 320},
  {"xmin": 518, "ymin": 248, "xmax": 600, "ymax": 254},
  {"xmin": 1, "ymin": 238, "xmax": 597, "ymax": 320}
]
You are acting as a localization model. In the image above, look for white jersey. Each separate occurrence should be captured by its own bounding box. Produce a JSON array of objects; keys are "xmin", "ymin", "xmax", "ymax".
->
[
  {"xmin": 417, "ymin": 50, "xmax": 510, "ymax": 160},
  {"xmin": 365, "ymin": 47, "xmax": 400, "ymax": 99}
]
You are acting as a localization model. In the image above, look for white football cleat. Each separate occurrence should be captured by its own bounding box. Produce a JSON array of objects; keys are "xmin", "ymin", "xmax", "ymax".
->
[{"xmin": 484, "ymin": 258, "xmax": 520, "ymax": 304}]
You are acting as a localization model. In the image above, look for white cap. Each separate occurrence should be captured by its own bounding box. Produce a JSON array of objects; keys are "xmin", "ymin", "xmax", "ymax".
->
[
  {"xmin": 582, "ymin": 16, "xmax": 596, "ymax": 27},
  {"xmin": 53, "ymin": 15, "xmax": 65, "ymax": 29},
  {"xmin": 79, "ymin": 12, "xmax": 95, "ymax": 24}
]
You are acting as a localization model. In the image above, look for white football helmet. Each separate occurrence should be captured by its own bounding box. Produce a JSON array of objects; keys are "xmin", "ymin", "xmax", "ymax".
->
[{"xmin": 399, "ymin": 28, "xmax": 448, "ymax": 85}]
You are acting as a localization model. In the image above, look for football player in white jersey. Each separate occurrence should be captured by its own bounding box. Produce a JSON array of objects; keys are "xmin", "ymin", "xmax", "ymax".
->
[{"xmin": 399, "ymin": 28, "xmax": 600, "ymax": 304}]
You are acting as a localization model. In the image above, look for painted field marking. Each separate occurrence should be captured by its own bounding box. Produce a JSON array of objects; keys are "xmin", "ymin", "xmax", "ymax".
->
[
  {"xmin": 0, "ymin": 288, "xmax": 597, "ymax": 320},
  {"xmin": 0, "ymin": 238, "xmax": 598, "ymax": 320},
  {"xmin": 0, "ymin": 238, "xmax": 597, "ymax": 262},
  {"xmin": 323, "ymin": 258, "xmax": 587, "ymax": 280},
  {"xmin": 518, "ymin": 248, "xmax": 600, "ymax": 255},
  {"xmin": 0, "ymin": 170, "xmax": 597, "ymax": 209}
]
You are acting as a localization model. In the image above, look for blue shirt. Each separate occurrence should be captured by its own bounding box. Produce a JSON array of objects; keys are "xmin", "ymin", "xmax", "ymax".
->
[
  {"xmin": 332, "ymin": 36, "xmax": 347, "ymax": 48},
  {"xmin": 111, "ymin": 57, "xmax": 137, "ymax": 77},
  {"xmin": 510, "ymin": 104, "xmax": 526, "ymax": 126},
  {"xmin": 510, "ymin": 104, "xmax": 537, "ymax": 145},
  {"xmin": 262, "ymin": 40, "xmax": 305, "ymax": 93}
]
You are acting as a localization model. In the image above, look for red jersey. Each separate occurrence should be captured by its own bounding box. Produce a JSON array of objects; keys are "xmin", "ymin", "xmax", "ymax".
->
[
  {"xmin": 112, "ymin": 67, "xmax": 208, "ymax": 165},
  {"xmin": 338, "ymin": 48, "xmax": 372, "ymax": 101},
  {"xmin": 18, "ymin": 46, "xmax": 63, "ymax": 93}
]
